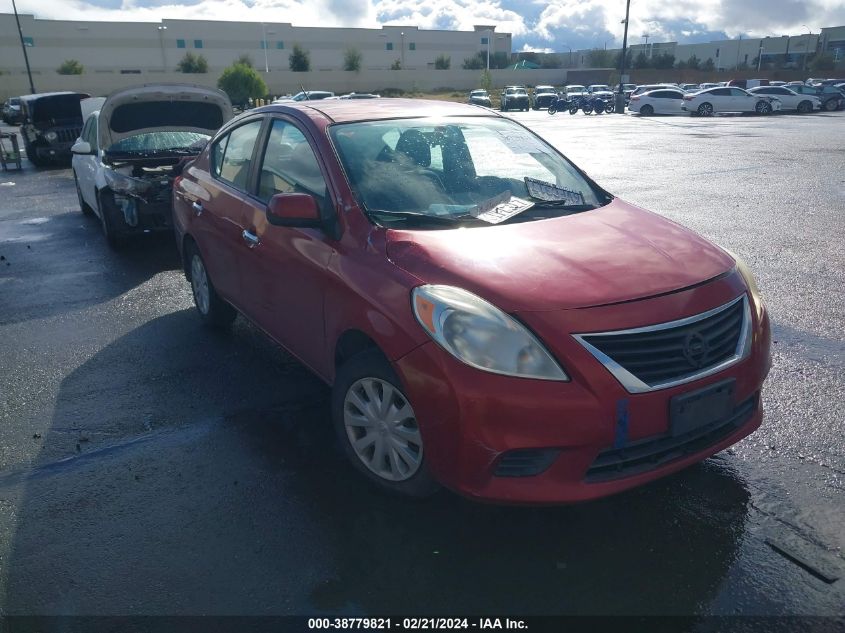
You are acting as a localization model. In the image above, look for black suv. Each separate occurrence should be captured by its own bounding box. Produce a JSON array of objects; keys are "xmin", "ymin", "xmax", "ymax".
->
[
  {"xmin": 500, "ymin": 86, "xmax": 530, "ymax": 112},
  {"xmin": 20, "ymin": 92, "xmax": 89, "ymax": 166}
]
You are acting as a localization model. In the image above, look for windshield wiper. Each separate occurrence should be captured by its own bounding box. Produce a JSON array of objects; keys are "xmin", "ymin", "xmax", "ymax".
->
[{"xmin": 371, "ymin": 210, "xmax": 477, "ymax": 226}]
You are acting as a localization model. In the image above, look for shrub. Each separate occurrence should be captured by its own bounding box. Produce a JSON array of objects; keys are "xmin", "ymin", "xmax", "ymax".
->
[
  {"xmin": 289, "ymin": 44, "xmax": 310, "ymax": 72},
  {"xmin": 435, "ymin": 54, "xmax": 451, "ymax": 70},
  {"xmin": 176, "ymin": 52, "xmax": 208, "ymax": 73},
  {"xmin": 390, "ymin": 59, "xmax": 402, "ymax": 70},
  {"xmin": 57, "ymin": 59, "xmax": 84, "ymax": 75},
  {"xmin": 344, "ymin": 47, "xmax": 362, "ymax": 72},
  {"xmin": 218, "ymin": 62, "xmax": 267, "ymax": 107}
]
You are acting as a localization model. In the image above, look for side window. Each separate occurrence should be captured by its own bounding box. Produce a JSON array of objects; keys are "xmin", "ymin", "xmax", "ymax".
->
[
  {"xmin": 730, "ymin": 88, "xmax": 747, "ymax": 96},
  {"xmin": 217, "ymin": 120, "xmax": 263, "ymax": 190},
  {"xmin": 85, "ymin": 117, "xmax": 98, "ymax": 147},
  {"xmin": 712, "ymin": 88, "xmax": 730, "ymax": 96},
  {"xmin": 210, "ymin": 134, "xmax": 228, "ymax": 179},
  {"xmin": 80, "ymin": 117, "xmax": 92, "ymax": 142},
  {"xmin": 257, "ymin": 119, "xmax": 327, "ymax": 203},
  {"xmin": 668, "ymin": 91, "xmax": 683, "ymax": 99}
]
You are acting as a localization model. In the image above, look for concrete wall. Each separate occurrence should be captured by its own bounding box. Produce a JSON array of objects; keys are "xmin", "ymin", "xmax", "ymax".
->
[
  {"xmin": 0, "ymin": 68, "xmax": 588, "ymax": 101},
  {"xmin": 0, "ymin": 13, "xmax": 511, "ymax": 76}
]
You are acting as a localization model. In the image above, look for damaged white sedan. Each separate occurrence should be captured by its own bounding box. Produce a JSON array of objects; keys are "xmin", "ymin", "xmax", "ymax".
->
[{"xmin": 71, "ymin": 84, "xmax": 232, "ymax": 249}]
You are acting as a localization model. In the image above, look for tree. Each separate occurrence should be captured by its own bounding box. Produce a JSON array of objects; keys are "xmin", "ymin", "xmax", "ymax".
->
[
  {"xmin": 235, "ymin": 54, "xmax": 254, "ymax": 68},
  {"xmin": 343, "ymin": 47, "xmax": 362, "ymax": 72},
  {"xmin": 217, "ymin": 61, "xmax": 267, "ymax": 107},
  {"xmin": 463, "ymin": 54, "xmax": 484, "ymax": 70},
  {"xmin": 176, "ymin": 52, "xmax": 208, "ymax": 73},
  {"xmin": 701, "ymin": 57, "xmax": 716, "ymax": 71},
  {"xmin": 490, "ymin": 51, "xmax": 510, "ymax": 69},
  {"xmin": 633, "ymin": 51, "xmax": 650, "ymax": 69},
  {"xmin": 587, "ymin": 48, "xmax": 613, "ymax": 67},
  {"xmin": 390, "ymin": 59, "xmax": 402, "ymax": 70},
  {"xmin": 614, "ymin": 49, "xmax": 632, "ymax": 69},
  {"xmin": 686, "ymin": 54, "xmax": 701, "ymax": 70},
  {"xmin": 289, "ymin": 44, "xmax": 310, "ymax": 72},
  {"xmin": 653, "ymin": 53, "xmax": 675, "ymax": 69},
  {"xmin": 57, "ymin": 59, "xmax": 84, "ymax": 75},
  {"xmin": 435, "ymin": 54, "xmax": 451, "ymax": 70},
  {"xmin": 809, "ymin": 54, "xmax": 835, "ymax": 71}
]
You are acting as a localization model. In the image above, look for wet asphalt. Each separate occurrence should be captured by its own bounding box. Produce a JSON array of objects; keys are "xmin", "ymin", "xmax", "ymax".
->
[{"xmin": 0, "ymin": 111, "xmax": 843, "ymax": 620}]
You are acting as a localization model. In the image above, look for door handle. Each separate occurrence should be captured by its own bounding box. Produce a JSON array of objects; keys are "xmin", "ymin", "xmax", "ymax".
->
[
  {"xmin": 192, "ymin": 201, "xmax": 203, "ymax": 216},
  {"xmin": 242, "ymin": 230, "xmax": 260, "ymax": 248}
]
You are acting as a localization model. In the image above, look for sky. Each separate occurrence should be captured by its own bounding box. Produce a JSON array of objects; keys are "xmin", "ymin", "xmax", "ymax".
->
[{"xmin": 10, "ymin": 0, "xmax": 845, "ymax": 52}]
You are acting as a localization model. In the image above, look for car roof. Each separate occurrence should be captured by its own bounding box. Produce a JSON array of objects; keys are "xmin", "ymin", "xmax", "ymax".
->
[{"xmin": 256, "ymin": 98, "xmax": 499, "ymax": 124}]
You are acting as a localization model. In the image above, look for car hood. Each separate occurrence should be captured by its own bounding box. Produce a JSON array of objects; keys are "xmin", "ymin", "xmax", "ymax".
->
[
  {"xmin": 98, "ymin": 84, "xmax": 233, "ymax": 147},
  {"xmin": 385, "ymin": 198, "xmax": 735, "ymax": 312}
]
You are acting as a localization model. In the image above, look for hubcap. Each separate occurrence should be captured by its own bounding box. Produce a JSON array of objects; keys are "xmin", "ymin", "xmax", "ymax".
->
[
  {"xmin": 344, "ymin": 377, "xmax": 423, "ymax": 481},
  {"xmin": 191, "ymin": 254, "xmax": 210, "ymax": 315}
]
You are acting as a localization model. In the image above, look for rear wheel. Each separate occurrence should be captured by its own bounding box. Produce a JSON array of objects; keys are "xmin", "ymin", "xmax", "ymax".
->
[
  {"xmin": 640, "ymin": 104, "xmax": 654, "ymax": 116},
  {"xmin": 605, "ymin": 102, "xmax": 615, "ymax": 113},
  {"xmin": 186, "ymin": 241, "xmax": 237, "ymax": 328},
  {"xmin": 548, "ymin": 104, "xmax": 557, "ymax": 115},
  {"xmin": 797, "ymin": 100, "xmax": 812, "ymax": 114},
  {"xmin": 569, "ymin": 106, "xmax": 579, "ymax": 115},
  {"xmin": 332, "ymin": 350, "xmax": 439, "ymax": 497},
  {"xmin": 824, "ymin": 98, "xmax": 838, "ymax": 112},
  {"xmin": 697, "ymin": 102, "xmax": 714, "ymax": 117},
  {"xmin": 583, "ymin": 105, "xmax": 593, "ymax": 115}
]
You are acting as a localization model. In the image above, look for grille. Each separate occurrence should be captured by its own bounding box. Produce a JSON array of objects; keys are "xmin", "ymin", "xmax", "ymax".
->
[
  {"xmin": 56, "ymin": 127, "xmax": 81, "ymax": 143},
  {"xmin": 585, "ymin": 394, "xmax": 757, "ymax": 482},
  {"xmin": 576, "ymin": 295, "xmax": 749, "ymax": 393},
  {"xmin": 494, "ymin": 449, "xmax": 560, "ymax": 478}
]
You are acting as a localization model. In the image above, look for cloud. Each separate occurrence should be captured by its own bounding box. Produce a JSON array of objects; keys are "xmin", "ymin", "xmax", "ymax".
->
[{"xmin": 11, "ymin": 0, "xmax": 845, "ymax": 52}]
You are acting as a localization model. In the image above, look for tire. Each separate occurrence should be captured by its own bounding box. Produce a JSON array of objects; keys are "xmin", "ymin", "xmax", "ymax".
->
[
  {"xmin": 73, "ymin": 172, "xmax": 95, "ymax": 216},
  {"xmin": 755, "ymin": 101, "xmax": 772, "ymax": 115},
  {"xmin": 332, "ymin": 349, "xmax": 440, "ymax": 498},
  {"xmin": 548, "ymin": 104, "xmax": 557, "ymax": 115},
  {"xmin": 605, "ymin": 102, "xmax": 615, "ymax": 114},
  {"xmin": 640, "ymin": 104, "xmax": 654, "ymax": 116},
  {"xmin": 823, "ymin": 98, "xmax": 838, "ymax": 112},
  {"xmin": 25, "ymin": 143, "xmax": 45, "ymax": 167},
  {"xmin": 594, "ymin": 106, "xmax": 603, "ymax": 115},
  {"xmin": 185, "ymin": 241, "xmax": 237, "ymax": 329},
  {"xmin": 797, "ymin": 100, "xmax": 812, "ymax": 114},
  {"xmin": 697, "ymin": 102, "xmax": 714, "ymax": 117},
  {"xmin": 569, "ymin": 106, "xmax": 579, "ymax": 115},
  {"xmin": 583, "ymin": 105, "xmax": 593, "ymax": 115},
  {"xmin": 96, "ymin": 190, "xmax": 128, "ymax": 251}
]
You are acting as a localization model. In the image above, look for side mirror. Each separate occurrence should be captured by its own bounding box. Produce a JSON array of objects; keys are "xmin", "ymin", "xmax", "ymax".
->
[
  {"xmin": 71, "ymin": 140, "xmax": 93, "ymax": 155},
  {"xmin": 266, "ymin": 192, "xmax": 321, "ymax": 228}
]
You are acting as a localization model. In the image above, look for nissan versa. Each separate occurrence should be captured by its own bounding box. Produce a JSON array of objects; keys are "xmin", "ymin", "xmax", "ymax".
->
[{"xmin": 173, "ymin": 99, "xmax": 771, "ymax": 503}]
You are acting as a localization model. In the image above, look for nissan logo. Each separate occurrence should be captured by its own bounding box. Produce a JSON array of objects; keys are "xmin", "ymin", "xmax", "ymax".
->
[{"xmin": 683, "ymin": 332, "xmax": 710, "ymax": 368}]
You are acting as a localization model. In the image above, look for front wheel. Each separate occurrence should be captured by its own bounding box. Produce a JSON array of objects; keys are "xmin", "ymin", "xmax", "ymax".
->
[
  {"xmin": 74, "ymin": 172, "xmax": 95, "ymax": 216},
  {"xmin": 755, "ymin": 101, "xmax": 772, "ymax": 115},
  {"xmin": 186, "ymin": 241, "xmax": 237, "ymax": 328},
  {"xmin": 605, "ymin": 102, "xmax": 615, "ymax": 113},
  {"xmin": 797, "ymin": 100, "xmax": 812, "ymax": 114},
  {"xmin": 569, "ymin": 106, "xmax": 579, "ymax": 115},
  {"xmin": 548, "ymin": 104, "xmax": 557, "ymax": 115},
  {"xmin": 332, "ymin": 350, "xmax": 439, "ymax": 497},
  {"xmin": 582, "ymin": 105, "xmax": 593, "ymax": 115}
]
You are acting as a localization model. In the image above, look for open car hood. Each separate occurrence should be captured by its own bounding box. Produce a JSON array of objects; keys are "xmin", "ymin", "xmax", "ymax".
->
[{"xmin": 98, "ymin": 84, "xmax": 233, "ymax": 148}]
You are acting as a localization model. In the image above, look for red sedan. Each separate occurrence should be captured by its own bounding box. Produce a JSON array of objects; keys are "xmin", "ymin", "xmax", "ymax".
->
[{"xmin": 173, "ymin": 99, "xmax": 771, "ymax": 503}]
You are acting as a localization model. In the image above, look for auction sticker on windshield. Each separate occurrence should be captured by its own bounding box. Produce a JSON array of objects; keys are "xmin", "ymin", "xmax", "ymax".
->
[{"xmin": 471, "ymin": 192, "xmax": 534, "ymax": 224}]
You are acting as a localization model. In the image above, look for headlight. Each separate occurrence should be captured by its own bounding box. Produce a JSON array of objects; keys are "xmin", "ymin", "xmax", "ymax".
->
[
  {"xmin": 44, "ymin": 131, "xmax": 58, "ymax": 142},
  {"xmin": 104, "ymin": 169, "xmax": 150, "ymax": 195},
  {"xmin": 412, "ymin": 285, "xmax": 568, "ymax": 381},
  {"xmin": 723, "ymin": 249, "xmax": 764, "ymax": 319}
]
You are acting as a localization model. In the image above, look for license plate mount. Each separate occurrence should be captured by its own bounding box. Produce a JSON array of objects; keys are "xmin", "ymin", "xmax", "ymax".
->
[{"xmin": 669, "ymin": 379, "xmax": 736, "ymax": 437}]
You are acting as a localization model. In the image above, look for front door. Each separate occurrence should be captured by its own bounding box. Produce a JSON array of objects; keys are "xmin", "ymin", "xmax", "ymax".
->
[{"xmin": 237, "ymin": 117, "xmax": 337, "ymax": 377}]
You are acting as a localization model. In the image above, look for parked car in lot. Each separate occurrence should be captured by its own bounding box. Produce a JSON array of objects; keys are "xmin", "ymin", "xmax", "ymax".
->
[
  {"xmin": 699, "ymin": 82, "xmax": 720, "ymax": 90},
  {"xmin": 532, "ymin": 85, "xmax": 558, "ymax": 110},
  {"xmin": 682, "ymin": 87, "xmax": 781, "ymax": 116},
  {"xmin": 20, "ymin": 91, "xmax": 89, "ymax": 166},
  {"xmin": 628, "ymin": 89, "xmax": 686, "ymax": 115},
  {"xmin": 173, "ymin": 98, "xmax": 771, "ymax": 503},
  {"xmin": 787, "ymin": 84, "xmax": 844, "ymax": 111},
  {"xmin": 273, "ymin": 91, "xmax": 335, "ymax": 103},
  {"xmin": 630, "ymin": 84, "xmax": 676, "ymax": 97},
  {"xmin": 71, "ymin": 84, "xmax": 232, "ymax": 249},
  {"xmin": 338, "ymin": 93, "xmax": 380, "ymax": 99},
  {"xmin": 748, "ymin": 86, "xmax": 821, "ymax": 113},
  {"xmin": 2, "ymin": 97, "xmax": 23, "ymax": 125},
  {"xmin": 679, "ymin": 84, "xmax": 700, "ymax": 92},
  {"xmin": 587, "ymin": 84, "xmax": 612, "ymax": 94},
  {"xmin": 564, "ymin": 84, "xmax": 588, "ymax": 98},
  {"xmin": 727, "ymin": 79, "xmax": 769, "ymax": 89},
  {"xmin": 468, "ymin": 89, "xmax": 492, "ymax": 107},
  {"xmin": 500, "ymin": 86, "xmax": 530, "ymax": 111}
]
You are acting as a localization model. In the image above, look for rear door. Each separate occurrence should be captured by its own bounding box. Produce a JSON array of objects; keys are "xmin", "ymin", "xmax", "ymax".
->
[
  {"xmin": 730, "ymin": 88, "xmax": 755, "ymax": 111},
  {"xmin": 75, "ymin": 115, "xmax": 99, "ymax": 210},
  {"xmin": 184, "ymin": 118, "xmax": 265, "ymax": 307},
  {"xmin": 236, "ymin": 117, "xmax": 338, "ymax": 377}
]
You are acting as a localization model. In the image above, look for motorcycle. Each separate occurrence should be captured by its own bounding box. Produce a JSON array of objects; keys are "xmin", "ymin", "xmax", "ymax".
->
[
  {"xmin": 569, "ymin": 94, "xmax": 615, "ymax": 115},
  {"xmin": 547, "ymin": 95, "xmax": 574, "ymax": 115}
]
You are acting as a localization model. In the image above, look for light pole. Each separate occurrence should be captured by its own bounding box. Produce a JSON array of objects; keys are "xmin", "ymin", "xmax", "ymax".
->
[
  {"xmin": 735, "ymin": 33, "xmax": 742, "ymax": 70},
  {"xmin": 615, "ymin": 0, "xmax": 631, "ymax": 114},
  {"xmin": 757, "ymin": 42, "xmax": 764, "ymax": 71},
  {"xmin": 486, "ymin": 29, "xmax": 492, "ymax": 70},
  {"xmin": 561, "ymin": 44, "xmax": 572, "ymax": 68},
  {"xmin": 400, "ymin": 31, "xmax": 405, "ymax": 68},
  {"xmin": 802, "ymin": 25, "xmax": 812, "ymax": 73},
  {"xmin": 11, "ymin": 0, "xmax": 35, "ymax": 93},
  {"xmin": 157, "ymin": 25, "xmax": 167, "ymax": 72}
]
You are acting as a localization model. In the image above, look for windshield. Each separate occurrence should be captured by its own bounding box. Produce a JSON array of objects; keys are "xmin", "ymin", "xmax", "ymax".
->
[
  {"xmin": 108, "ymin": 131, "xmax": 210, "ymax": 153},
  {"xmin": 470, "ymin": 91, "xmax": 488, "ymax": 97},
  {"xmin": 566, "ymin": 86, "xmax": 586, "ymax": 93},
  {"xmin": 329, "ymin": 116, "xmax": 608, "ymax": 230}
]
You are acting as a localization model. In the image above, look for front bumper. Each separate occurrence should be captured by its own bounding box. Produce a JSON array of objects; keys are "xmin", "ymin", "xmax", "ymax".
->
[
  {"xmin": 393, "ymin": 275, "xmax": 771, "ymax": 504},
  {"xmin": 33, "ymin": 142, "xmax": 74, "ymax": 161}
]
